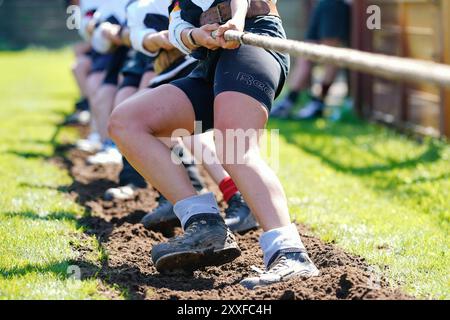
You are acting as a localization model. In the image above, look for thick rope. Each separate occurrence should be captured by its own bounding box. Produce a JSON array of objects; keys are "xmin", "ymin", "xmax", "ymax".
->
[{"xmin": 218, "ymin": 30, "xmax": 450, "ymax": 88}]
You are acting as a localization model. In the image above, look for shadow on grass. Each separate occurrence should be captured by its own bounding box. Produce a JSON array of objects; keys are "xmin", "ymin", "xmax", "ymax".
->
[
  {"xmin": 43, "ymin": 134, "xmax": 218, "ymax": 298},
  {"xmin": 4, "ymin": 150, "xmax": 52, "ymax": 160},
  {"xmin": 18, "ymin": 182, "xmax": 70, "ymax": 192},
  {"xmin": 4, "ymin": 121, "xmax": 73, "ymax": 161},
  {"xmin": 0, "ymin": 256, "xmax": 216, "ymax": 300},
  {"xmin": 270, "ymin": 118, "xmax": 445, "ymax": 178},
  {"xmin": 4, "ymin": 210, "xmax": 78, "ymax": 222},
  {"xmin": 0, "ymin": 261, "xmax": 78, "ymax": 278}
]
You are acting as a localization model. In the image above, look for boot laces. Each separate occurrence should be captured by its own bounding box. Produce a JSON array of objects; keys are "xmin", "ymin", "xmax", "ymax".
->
[
  {"xmin": 167, "ymin": 219, "xmax": 202, "ymax": 244},
  {"xmin": 249, "ymin": 254, "xmax": 291, "ymax": 277}
]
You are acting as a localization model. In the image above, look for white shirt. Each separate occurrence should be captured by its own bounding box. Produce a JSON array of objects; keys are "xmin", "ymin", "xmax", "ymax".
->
[
  {"xmin": 78, "ymin": 0, "xmax": 108, "ymax": 40},
  {"xmin": 93, "ymin": 0, "xmax": 131, "ymax": 25},
  {"xmin": 127, "ymin": 0, "xmax": 172, "ymax": 56}
]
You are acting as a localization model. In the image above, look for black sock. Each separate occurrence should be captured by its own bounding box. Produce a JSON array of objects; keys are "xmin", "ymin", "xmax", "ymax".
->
[
  {"xmin": 287, "ymin": 90, "xmax": 300, "ymax": 103},
  {"xmin": 75, "ymin": 98, "xmax": 90, "ymax": 111},
  {"xmin": 172, "ymin": 144, "xmax": 206, "ymax": 192},
  {"xmin": 184, "ymin": 163, "xmax": 206, "ymax": 192}
]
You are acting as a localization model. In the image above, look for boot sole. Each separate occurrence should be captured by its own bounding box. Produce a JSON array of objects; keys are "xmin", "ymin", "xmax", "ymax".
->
[
  {"xmin": 154, "ymin": 245, "xmax": 241, "ymax": 274},
  {"xmin": 241, "ymin": 268, "xmax": 320, "ymax": 290}
]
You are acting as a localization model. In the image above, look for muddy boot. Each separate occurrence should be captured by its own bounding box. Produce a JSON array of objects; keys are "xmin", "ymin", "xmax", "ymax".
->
[
  {"xmin": 141, "ymin": 195, "xmax": 179, "ymax": 231},
  {"xmin": 225, "ymin": 193, "xmax": 258, "ymax": 233},
  {"xmin": 240, "ymin": 249, "xmax": 319, "ymax": 289},
  {"xmin": 151, "ymin": 213, "xmax": 241, "ymax": 273}
]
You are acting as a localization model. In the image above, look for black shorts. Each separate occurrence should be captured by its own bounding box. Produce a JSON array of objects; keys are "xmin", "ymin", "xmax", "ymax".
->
[
  {"xmin": 305, "ymin": 0, "xmax": 351, "ymax": 44},
  {"xmin": 103, "ymin": 46, "xmax": 130, "ymax": 85},
  {"xmin": 171, "ymin": 44, "xmax": 283, "ymax": 132},
  {"xmin": 90, "ymin": 50, "xmax": 113, "ymax": 73},
  {"xmin": 119, "ymin": 52, "xmax": 154, "ymax": 89}
]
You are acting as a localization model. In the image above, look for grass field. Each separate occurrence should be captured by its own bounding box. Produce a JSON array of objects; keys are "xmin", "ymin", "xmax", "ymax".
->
[
  {"xmin": 0, "ymin": 49, "xmax": 448, "ymax": 299},
  {"xmin": 0, "ymin": 50, "xmax": 117, "ymax": 299}
]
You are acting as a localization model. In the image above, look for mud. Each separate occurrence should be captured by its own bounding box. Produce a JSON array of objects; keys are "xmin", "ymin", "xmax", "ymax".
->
[{"xmin": 58, "ymin": 141, "xmax": 410, "ymax": 300}]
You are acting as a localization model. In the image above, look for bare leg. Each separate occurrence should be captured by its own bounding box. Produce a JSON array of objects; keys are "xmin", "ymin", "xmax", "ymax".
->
[
  {"xmin": 320, "ymin": 39, "xmax": 342, "ymax": 96},
  {"xmin": 72, "ymin": 54, "xmax": 92, "ymax": 97},
  {"xmin": 73, "ymin": 42, "xmax": 91, "ymax": 57},
  {"xmin": 91, "ymin": 84, "xmax": 117, "ymax": 141},
  {"xmin": 114, "ymin": 86, "xmax": 137, "ymax": 107},
  {"xmin": 139, "ymin": 71, "xmax": 156, "ymax": 90},
  {"xmin": 182, "ymin": 132, "xmax": 229, "ymax": 184},
  {"xmin": 84, "ymin": 72, "xmax": 105, "ymax": 135},
  {"xmin": 214, "ymin": 92, "xmax": 291, "ymax": 231},
  {"xmin": 288, "ymin": 58, "xmax": 314, "ymax": 92},
  {"xmin": 109, "ymin": 84, "xmax": 197, "ymax": 204},
  {"xmin": 85, "ymin": 72, "xmax": 105, "ymax": 104}
]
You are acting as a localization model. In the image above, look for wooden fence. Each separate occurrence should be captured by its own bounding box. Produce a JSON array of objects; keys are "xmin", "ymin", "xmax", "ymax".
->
[{"xmin": 352, "ymin": 0, "xmax": 450, "ymax": 138}]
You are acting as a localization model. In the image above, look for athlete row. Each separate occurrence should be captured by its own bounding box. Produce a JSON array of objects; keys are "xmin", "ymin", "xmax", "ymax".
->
[{"xmin": 67, "ymin": 0, "xmax": 320, "ymax": 289}]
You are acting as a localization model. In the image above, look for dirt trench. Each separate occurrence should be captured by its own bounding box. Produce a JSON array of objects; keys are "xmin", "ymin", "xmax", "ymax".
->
[{"xmin": 56, "ymin": 139, "xmax": 410, "ymax": 300}]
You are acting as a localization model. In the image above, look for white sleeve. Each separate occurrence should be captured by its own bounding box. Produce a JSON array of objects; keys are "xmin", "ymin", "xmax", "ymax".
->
[
  {"xmin": 91, "ymin": 24, "xmax": 113, "ymax": 53},
  {"xmin": 78, "ymin": 0, "xmax": 98, "ymax": 40},
  {"xmin": 78, "ymin": 16, "xmax": 91, "ymax": 41},
  {"xmin": 127, "ymin": 1, "xmax": 159, "ymax": 57},
  {"xmin": 93, "ymin": 0, "xmax": 128, "ymax": 25},
  {"xmin": 168, "ymin": 5, "xmax": 195, "ymax": 55}
]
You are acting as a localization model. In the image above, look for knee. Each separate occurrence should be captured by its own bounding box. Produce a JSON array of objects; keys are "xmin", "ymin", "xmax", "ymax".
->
[
  {"xmin": 71, "ymin": 62, "xmax": 78, "ymax": 75},
  {"xmin": 108, "ymin": 100, "xmax": 146, "ymax": 143},
  {"xmin": 108, "ymin": 104, "xmax": 129, "ymax": 143},
  {"xmin": 72, "ymin": 57, "xmax": 90, "ymax": 75}
]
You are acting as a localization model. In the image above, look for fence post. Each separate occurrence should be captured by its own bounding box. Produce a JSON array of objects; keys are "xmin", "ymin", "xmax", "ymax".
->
[{"xmin": 441, "ymin": 0, "xmax": 450, "ymax": 138}]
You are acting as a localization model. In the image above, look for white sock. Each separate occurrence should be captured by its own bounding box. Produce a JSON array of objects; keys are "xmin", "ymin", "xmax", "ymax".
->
[
  {"xmin": 259, "ymin": 223, "xmax": 305, "ymax": 268},
  {"xmin": 173, "ymin": 192, "xmax": 220, "ymax": 229}
]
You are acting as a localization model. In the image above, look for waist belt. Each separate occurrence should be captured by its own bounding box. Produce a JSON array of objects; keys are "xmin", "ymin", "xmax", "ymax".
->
[{"xmin": 200, "ymin": 0, "xmax": 279, "ymax": 26}]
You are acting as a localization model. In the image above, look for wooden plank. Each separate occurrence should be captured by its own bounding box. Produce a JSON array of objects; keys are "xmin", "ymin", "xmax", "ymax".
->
[
  {"xmin": 398, "ymin": 1, "xmax": 409, "ymax": 124},
  {"xmin": 350, "ymin": 0, "xmax": 363, "ymax": 115},
  {"xmin": 441, "ymin": 0, "xmax": 450, "ymax": 137}
]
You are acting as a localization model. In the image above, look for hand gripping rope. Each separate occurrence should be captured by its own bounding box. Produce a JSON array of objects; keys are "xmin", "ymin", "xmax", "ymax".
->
[{"xmin": 213, "ymin": 30, "xmax": 450, "ymax": 88}]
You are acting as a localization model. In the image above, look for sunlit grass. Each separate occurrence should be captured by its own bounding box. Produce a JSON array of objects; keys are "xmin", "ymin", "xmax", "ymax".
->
[
  {"xmin": 0, "ymin": 49, "xmax": 448, "ymax": 300},
  {"xmin": 0, "ymin": 49, "xmax": 117, "ymax": 300},
  {"xmin": 268, "ymin": 117, "xmax": 449, "ymax": 299}
]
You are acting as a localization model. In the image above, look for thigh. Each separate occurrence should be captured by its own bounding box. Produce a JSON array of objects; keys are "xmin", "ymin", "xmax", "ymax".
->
[
  {"xmin": 114, "ymin": 86, "xmax": 137, "ymax": 108},
  {"xmin": 112, "ymin": 84, "xmax": 197, "ymax": 137},
  {"xmin": 214, "ymin": 92, "xmax": 268, "ymax": 165},
  {"xmin": 74, "ymin": 54, "xmax": 92, "ymax": 73},
  {"xmin": 86, "ymin": 72, "xmax": 105, "ymax": 97},
  {"xmin": 92, "ymin": 84, "xmax": 117, "ymax": 106},
  {"xmin": 171, "ymin": 76, "xmax": 215, "ymax": 133},
  {"xmin": 214, "ymin": 91, "xmax": 268, "ymax": 132},
  {"xmin": 139, "ymin": 71, "xmax": 156, "ymax": 90}
]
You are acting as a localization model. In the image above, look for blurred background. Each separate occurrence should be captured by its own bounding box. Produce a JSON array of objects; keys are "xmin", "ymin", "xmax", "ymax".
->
[
  {"xmin": 0, "ymin": 0, "xmax": 449, "ymax": 138},
  {"xmin": 0, "ymin": 0, "xmax": 449, "ymax": 300}
]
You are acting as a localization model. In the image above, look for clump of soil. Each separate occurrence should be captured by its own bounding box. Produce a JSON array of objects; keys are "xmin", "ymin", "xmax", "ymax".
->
[{"xmin": 59, "ymin": 142, "xmax": 410, "ymax": 300}]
